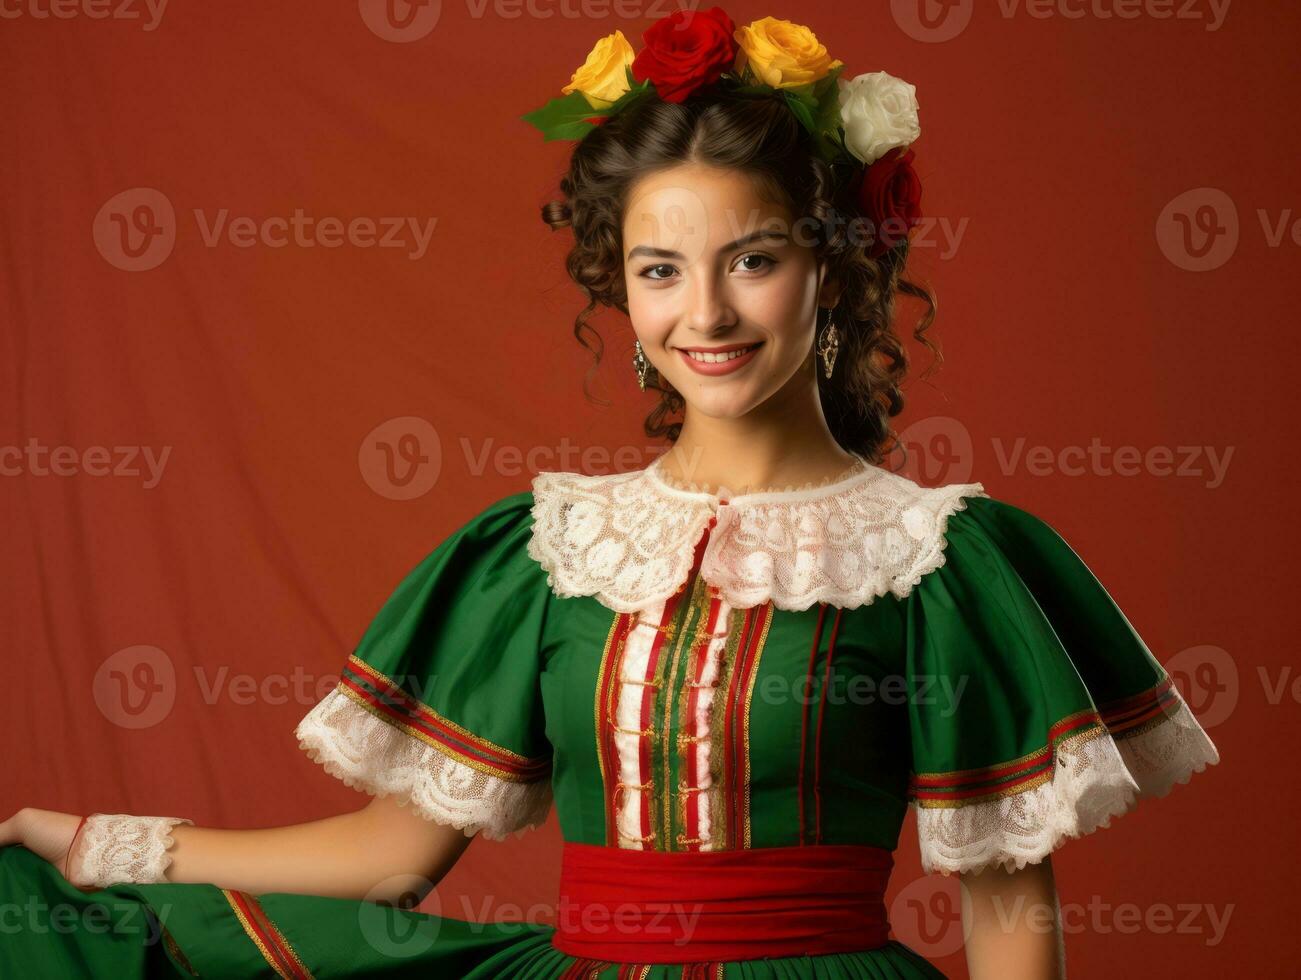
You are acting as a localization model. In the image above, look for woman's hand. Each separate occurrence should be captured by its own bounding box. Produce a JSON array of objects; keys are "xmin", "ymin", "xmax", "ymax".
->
[{"xmin": 0, "ymin": 808, "xmax": 86, "ymax": 882}]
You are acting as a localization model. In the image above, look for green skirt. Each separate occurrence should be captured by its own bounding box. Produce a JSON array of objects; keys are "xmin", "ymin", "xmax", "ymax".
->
[{"xmin": 1, "ymin": 846, "xmax": 946, "ymax": 978}]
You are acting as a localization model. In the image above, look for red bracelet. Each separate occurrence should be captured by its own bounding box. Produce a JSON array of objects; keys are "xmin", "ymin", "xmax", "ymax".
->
[{"xmin": 63, "ymin": 814, "xmax": 91, "ymax": 883}]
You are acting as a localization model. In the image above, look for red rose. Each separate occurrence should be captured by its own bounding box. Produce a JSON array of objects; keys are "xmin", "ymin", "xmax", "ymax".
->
[
  {"xmin": 856, "ymin": 147, "xmax": 923, "ymax": 258},
  {"xmin": 631, "ymin": 6, "xmax": 738, "ymax": 105}
]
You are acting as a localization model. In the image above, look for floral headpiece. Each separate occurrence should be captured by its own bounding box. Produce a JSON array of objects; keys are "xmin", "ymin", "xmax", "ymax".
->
[{"xmin": 522, "ymin": 7, "xmax": 923, "ymax": 257}]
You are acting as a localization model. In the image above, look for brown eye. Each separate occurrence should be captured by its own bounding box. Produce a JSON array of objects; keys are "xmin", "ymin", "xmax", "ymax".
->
[
  {"xmin": 640, "ymin": 264, "xmax": 677, "ymax": 280},
  {"xmin": 735, "ymin": 253, "xmax": 775, "ymax": 272}
]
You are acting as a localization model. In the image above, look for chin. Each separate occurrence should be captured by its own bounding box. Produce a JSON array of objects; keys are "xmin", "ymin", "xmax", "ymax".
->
[{"xmin": 673, "ymin": 386, "xmax": 765, "ymax": 420}]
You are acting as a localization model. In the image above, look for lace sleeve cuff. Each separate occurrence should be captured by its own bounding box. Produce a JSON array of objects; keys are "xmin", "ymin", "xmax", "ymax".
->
[
  {"xmin": 66, "ymin": 813, "xmax": 194, "ymax": 889},
  {"xmin": 295, "ymin": 684, "xmax": 554, "ymax": 841},
  {"xmin": 913, "ymin": 686, "xmax": 1220, "ymax": 876}
]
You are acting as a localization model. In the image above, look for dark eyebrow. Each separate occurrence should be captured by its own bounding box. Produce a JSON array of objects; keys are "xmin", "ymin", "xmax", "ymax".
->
[{"xmin": 626, "ymin": 229, "xmax": 789, "ymax": 262}]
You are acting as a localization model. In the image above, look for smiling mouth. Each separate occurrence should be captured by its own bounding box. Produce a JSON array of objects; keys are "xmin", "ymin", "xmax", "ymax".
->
[{"xmin": 678, "ymin": 342, "xmax": 763, "ymax": 363}]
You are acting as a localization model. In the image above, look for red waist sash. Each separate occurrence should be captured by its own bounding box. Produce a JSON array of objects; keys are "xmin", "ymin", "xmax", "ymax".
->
[{"xmin": 551, "ymin": 841, "xmax": 894, "ymax": 963}]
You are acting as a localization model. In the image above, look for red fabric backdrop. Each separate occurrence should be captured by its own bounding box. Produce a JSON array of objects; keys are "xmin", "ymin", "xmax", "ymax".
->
[{"xmin": 2, "ymin": 3, "xmax": 1293, "ymax": 976}]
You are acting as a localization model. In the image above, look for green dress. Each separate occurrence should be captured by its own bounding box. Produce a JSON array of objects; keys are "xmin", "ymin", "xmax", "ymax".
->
[{"xmin": 0, "ymin": 454, "xmax": 1221, "ymax": 978}]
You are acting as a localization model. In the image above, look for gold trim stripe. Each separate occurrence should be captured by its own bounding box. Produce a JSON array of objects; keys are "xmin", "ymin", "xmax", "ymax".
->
[
  {"xmin": 345, "ymin": 655, "xmax": 536, "ymax": 764},
  {"xmin": 222, "ymin": 889, "xmax": 315, "ymax": 979},
  {"xmin": 741, "ymin": 604, "xmax": 773, "ymax": 850},
  {"xmin": 911, "ymin": 707, "xmax": 1100, "ymax": 784},
  {"xmin": 339, "ymin": 654, "xmax": 550, "ymax": 781},
  {"xmin": 912, "ymin": 725, "xmax": 1112, "ymax": 808},
  {"xmin": 594, "ymin": 612, "xmax": 626, "ymax": 848}
]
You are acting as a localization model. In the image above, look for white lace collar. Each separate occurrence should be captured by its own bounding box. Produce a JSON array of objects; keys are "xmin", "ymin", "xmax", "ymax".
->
[{"xmin": 526, "ymin": 453, "xmax": 988, "ymax": 613}]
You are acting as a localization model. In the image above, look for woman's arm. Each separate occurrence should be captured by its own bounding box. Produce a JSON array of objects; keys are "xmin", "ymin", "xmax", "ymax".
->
[
  {"xmin": 163, "ymin": 794, "xmax": 475, "ymax": 905},
  {"xmin": 3, "ymin": 796, "xmax": 474, "ymax": 907},
  {"xmin": 960, "ymin": 856, "xmax": 1065, "ymax": 980}
]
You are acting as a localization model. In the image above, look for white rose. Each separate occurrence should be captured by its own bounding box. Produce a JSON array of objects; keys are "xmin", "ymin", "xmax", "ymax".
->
[{"xmin": 837, "ymin": 71, "xmax": 920, "ymax": 165}]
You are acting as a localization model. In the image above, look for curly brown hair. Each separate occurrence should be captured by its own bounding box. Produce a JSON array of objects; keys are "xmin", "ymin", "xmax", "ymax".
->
[{"xmin": 539, "ymin": 83, "xmax": 939, "ymax": 467}]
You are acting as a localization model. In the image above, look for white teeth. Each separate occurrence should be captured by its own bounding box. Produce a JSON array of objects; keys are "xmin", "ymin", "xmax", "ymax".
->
[{"xmin": 685, "ymin": 345, "xmax": 757, "ymax": 363}]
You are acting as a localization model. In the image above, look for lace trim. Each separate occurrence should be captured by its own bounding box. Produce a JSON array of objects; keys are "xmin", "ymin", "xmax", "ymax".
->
[
  {"xmin": 295, "ymin": 686, "xmax": 553, "ymax": 842},
  {"xmin": 1113, "ymin": 688, "xmax": 1222, "ymax": 799},
  {"xmin": 527, "ymin": 457, "xmax": 988, "ymax": 613},
  {"xmin": 914, "ymin": 688, "xmax": 1220, "ymax": 875},
  {"xmin": 67, "ymin": 814, "xmax": 193, "ymax": 888}
]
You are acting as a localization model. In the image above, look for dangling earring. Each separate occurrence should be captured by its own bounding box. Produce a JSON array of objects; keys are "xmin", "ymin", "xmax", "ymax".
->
[
  {"xmin": 633, "ymin": 339, "xmax": 651, "ymax": 390},
  {"xmin": 815, "ymin": 307, "xmax": 840, "ymax": 379}
]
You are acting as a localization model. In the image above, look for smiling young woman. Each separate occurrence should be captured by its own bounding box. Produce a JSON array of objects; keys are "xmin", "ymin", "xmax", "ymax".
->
[
  {"xmin": 1, "ymin": 8, "xmax": 1219, "ymax": 980},
  {"xmin": 541, "ymin": 93, "xmax": 932, "ymax": 485}
]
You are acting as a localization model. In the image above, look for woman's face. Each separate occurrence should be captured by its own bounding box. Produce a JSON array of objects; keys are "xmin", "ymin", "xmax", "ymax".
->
[{"xmin": 622, "ymin": 163, "xmax": 835, "ymax": 420}]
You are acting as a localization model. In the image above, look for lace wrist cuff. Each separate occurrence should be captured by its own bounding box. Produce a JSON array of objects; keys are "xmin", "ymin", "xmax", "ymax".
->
[{"xmin": 66, "ymin": 813, "xmax": 194, "ymax": 888}]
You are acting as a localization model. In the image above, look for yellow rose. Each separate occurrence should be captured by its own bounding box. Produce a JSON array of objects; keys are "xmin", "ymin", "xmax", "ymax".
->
[
  {"xmin": 561, "ymin": 29, "xmax": 635, "ymax": 109},
  {"xmin": 734, "ymin": 17, "xmax": 843, "ymax": 89}
]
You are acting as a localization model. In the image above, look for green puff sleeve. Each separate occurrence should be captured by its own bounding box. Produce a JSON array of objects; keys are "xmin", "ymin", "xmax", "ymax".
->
[
  {"xmin": 294, "ymin": 491, "xmax": 554, "ymax": 841},
  {"xmin": 904, "ymin": 495, "xmax": 1220, "ymax": 875}
]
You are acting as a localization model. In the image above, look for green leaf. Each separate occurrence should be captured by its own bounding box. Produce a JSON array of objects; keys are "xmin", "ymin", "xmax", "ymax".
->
[
  {"xmin": 816, "ymin": 62, "xmax": 847, "ymax": 92},
  {"xmin": 803, "ymin": 65, "xmax": 845, "ymax": 129},
  {"xmin": 783, "ymin": 83, "xmax": 818, "ymax": 108},
  {"xmin": 606, "ymin": 77, "xmax": 654, "ymax": 113},
  {"xmin": 782, "ymin": 91, "xmax": 816, "ymax": 132},
  {"xmin": 811, "ymin": 77, "xmax": 846, "ymax": 135},
  {"xmin": 773, "ymin": 64, "xmax": 846, "ymax": 128},
  {"xmin": 811, "ymin": 130, "xmax": 847, "ymax": 166},
  {"xmin": 521, "ymin": 77, "xmax": 656, "ymax": 142},
  {"xmin": 520, "ymin": 90, "xmax": 601, "ymax": 141}
]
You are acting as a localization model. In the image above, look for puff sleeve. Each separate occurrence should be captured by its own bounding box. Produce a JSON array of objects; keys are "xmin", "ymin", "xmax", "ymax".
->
[
  {"xmin": 904, "ymin": 495, "xmax": 1219, "ymax": 875},
  {"xmin": 294, "ymin": 491, "xmax": 554, "ymax": 841}
]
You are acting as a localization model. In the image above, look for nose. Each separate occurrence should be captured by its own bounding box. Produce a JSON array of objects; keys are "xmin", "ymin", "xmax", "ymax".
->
[{"xmin": 682, "ymin": 268, "xmax": 737, "ymax": 336}]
